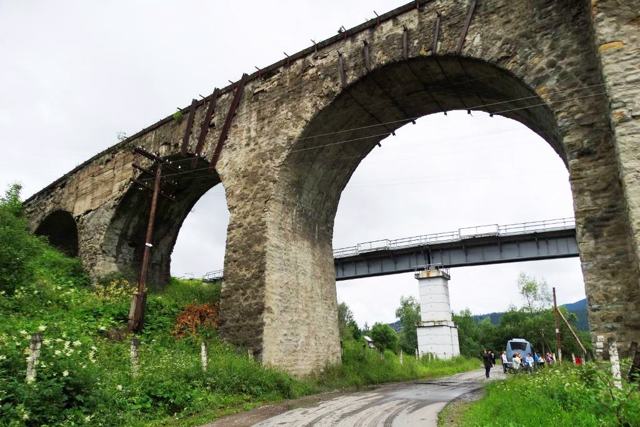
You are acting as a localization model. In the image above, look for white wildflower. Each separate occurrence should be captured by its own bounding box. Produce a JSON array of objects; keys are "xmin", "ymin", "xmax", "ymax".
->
[
  {"xmin": 116, "ymin": 384, "xmax": 123, "ymax": 391},
  {"xmin": 37, "ymin": 325, "xmax": 47, "ymax": 332},
  {"xmin": 73, "ymin": 340, "xmax": 81, "ymax": 347},
  {"xmin": 62, "ymin": 370, "xmax": 69, "ymax": 377}
]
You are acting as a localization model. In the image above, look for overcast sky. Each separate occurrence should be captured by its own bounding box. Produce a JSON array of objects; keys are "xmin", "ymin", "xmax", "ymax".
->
[{"xmin": 0, "ymin": 1, "xmax": 585, "ymax": 327}]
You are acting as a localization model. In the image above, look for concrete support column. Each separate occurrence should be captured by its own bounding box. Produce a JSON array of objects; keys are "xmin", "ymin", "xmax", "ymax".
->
[{"xmin": 416, "ymin": 268, "xmax": 460, "ymax": 359}]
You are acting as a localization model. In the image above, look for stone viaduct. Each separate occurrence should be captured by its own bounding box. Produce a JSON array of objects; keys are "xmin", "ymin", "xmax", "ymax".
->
[{"xmin": 24, "ymin": 0, "xmax": 639, "ymax": 375}]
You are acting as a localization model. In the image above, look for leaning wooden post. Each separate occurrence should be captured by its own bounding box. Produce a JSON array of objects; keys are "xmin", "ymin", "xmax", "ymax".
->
[
  {"xmin": 608, "ymin": 338, "xmax": 622, "ymax": 389},
  {"xmin": 130, "ymin": 336, "xmax": 140, "ymax": 377},
  {"xmin": 200, "ymin": 340, "xmax": 208, "ymax": 372},
  {"xmin": 25, "ymin": 333, "xmax": 42, "ymax": 383}
]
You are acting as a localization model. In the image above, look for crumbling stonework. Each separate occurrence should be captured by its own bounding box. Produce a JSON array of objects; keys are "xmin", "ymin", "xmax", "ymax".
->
[{"xmin": 24, "ymin": 0, "xmax": 640, "ymax": 375}]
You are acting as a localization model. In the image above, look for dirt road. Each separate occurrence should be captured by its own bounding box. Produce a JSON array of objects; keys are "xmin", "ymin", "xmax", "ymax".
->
[{"xmin": 205, "ymin": 368, "xmax": 504, "ymax": 427}]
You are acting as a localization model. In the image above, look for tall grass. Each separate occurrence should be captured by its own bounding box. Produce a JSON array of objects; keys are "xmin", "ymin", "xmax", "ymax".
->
[
  {"xmin": 314, "ymin": 340, "xmax": 479, "ymax": 389},
  {"xmin": 459, "ymin": 363, "xmax": 640, "ymax": 426}
]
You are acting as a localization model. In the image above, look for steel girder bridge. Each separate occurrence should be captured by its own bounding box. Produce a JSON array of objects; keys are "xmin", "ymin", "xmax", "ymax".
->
[{"xmin": 203, "ymin": 217, "xmax": 578, "ymax": 282}]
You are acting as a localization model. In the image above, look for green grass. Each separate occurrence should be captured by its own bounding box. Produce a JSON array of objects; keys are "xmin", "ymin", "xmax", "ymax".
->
[
  {"xmin": 0, "ymin": 186, "xmax": 480, "ymax": 426},
  {"xmin": 314, "ymin": 342, "xmax": 479, "ymax": 390},
  {"xmin": 458, "ymin": 363, "xmax": 640, "ymax": 426}
]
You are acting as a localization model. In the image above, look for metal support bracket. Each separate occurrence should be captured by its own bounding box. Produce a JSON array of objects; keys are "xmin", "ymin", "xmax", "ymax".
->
[
  {"xmin": 180, "ymin": 98, "xmax": 198, "ymax": 155},
  {"xmin": 432, "ymin": 12, "xmax": 441, "ymax": 54},
  {"xmin": 456, "ymin": 0, "xmax": 478, "ymax": 54},
  {"xmin": 193, "ymin": 88, "xmax": 219, "ymax": 167},
  {"xmin": 209, "ymin": 74, "xmax": 248, "ymax": 171}
]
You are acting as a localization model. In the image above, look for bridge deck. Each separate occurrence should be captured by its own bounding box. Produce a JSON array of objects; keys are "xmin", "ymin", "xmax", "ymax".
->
[{"xmin": 203, "ymin": 218, "xmax": 578, "ymax": 282}]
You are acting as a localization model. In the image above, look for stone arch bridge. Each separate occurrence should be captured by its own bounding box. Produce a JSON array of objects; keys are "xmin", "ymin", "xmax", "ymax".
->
[{"xmin": 24, "ymin": 0, "xmax": 640, "ymax": 375}]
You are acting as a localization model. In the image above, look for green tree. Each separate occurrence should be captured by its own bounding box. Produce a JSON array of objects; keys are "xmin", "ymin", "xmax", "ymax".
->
[
  {"xmin": 337, "ymin": 302, "xmax": 361, "ymax": 340},
  {"xmin": 517, "ymin": 273, "xmax": 552, "ymax": 312},
  {"xmin": 370, "ymin": 323, "xmax": 399, "ymax": 353},
  {"xmin": 395, "ymin": 296, "xmax": 420, "ymax": 354},
  {"xmin": 0, "ymin": 184, "xmax": 41, "ymax": 294}
]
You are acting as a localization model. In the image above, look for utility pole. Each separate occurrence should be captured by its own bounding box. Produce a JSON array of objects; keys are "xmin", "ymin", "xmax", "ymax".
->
[
  {"xmin": 553, "ymin": 287, "xmax": 562, "ymax": 362},
  {"xmin": 128, "ymin": 147, "xmax": 176, "ymax": 332}
]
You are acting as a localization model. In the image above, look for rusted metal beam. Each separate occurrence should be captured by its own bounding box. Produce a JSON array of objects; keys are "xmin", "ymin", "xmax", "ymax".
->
[
  {"xmin": 209, "ymin": 74, "xmax": 248, "ymax": 171},
  {"xmin": 133, "ymin": 147, "xmax": 180, "ymax": 173},
  {"xmin": 432, "ymin": 12, "xmax": 441, "ymax": 54},
  {"xmin": 132, "ymin": 179, "xmax": 175, "ymax": 201},
  {"xmin": 456, "ymin": 0, "xmax": 478, "ymax": 54},
  {"xmin": 193, "ymin": 88, "xmax": 219, "ymax": 167},
  {"xmin": 402, "ymin": 26, "xmax": 409, "ymax": 59},
  {"xmin": 338, "ymin": 53, "xmax": 348, "ymax": 87},
  {"xmin": 180, "ymin": 98, "xmax": 198, "ymax": 155},
  {"xmin": 363, "ymin": 41, "xmax": 372, "ymax": 71}
]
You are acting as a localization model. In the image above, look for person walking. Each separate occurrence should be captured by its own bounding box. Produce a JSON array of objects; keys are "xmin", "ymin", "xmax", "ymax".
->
[{"xmin": 482, "ymin": 349, "xmax": 493, "ymax": 379}]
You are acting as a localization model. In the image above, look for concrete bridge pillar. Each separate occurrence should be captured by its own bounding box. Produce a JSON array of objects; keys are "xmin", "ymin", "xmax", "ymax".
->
[{"xmin": 416, "ymin": 268, "xmax": 460, "ymax": 359}]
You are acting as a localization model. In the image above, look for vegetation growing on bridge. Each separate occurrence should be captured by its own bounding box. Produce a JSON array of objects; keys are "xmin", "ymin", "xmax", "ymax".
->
[{"xmin": 0, "ymin": 185, "xmax": 478, "ymax": 426}]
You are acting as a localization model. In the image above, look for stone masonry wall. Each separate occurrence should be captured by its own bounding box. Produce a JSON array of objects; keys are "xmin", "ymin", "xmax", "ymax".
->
[{"xmin": 24, "ymin": 0, "xmax": 640, "ymax": 374}]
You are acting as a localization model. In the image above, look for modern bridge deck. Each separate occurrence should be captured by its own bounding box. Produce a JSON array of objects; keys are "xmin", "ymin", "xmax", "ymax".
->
[
  {"xmin": 203, "ymin": 218, "xmax": 578, "ymax": 282},
  {"xmin": 333, "ymin": 224, "xmax": 578, "ymax": 281}
]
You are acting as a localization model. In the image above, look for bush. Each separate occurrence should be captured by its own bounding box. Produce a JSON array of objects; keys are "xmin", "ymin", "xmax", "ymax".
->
[{"xmin": 0, "ymin": 185, "xmax": 42, "ymax": 295}]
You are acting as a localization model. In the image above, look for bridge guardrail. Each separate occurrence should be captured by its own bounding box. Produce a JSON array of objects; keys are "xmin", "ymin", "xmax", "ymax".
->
[{"xmin": 333, "ymin": 217, "xmax": 576, "ymax": 258}]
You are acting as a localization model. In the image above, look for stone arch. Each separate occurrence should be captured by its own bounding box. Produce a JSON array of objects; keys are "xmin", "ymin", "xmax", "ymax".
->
[
  {"xmin": 34, "ymin": 210, "xmax": 79, "ymax": 257},
  {"xmin": 102, "ymin": 156, "xmax": 226, "ymax": 287},
  {"xmin": 250, "ymin": 52, "xmax": 636, "ymax": 373}
]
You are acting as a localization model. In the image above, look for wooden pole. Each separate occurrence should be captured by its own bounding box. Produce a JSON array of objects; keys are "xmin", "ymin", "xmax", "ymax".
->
[
  {"xmin": 128, "ymin": 163, "xmax": 162, "ymax": 332},
  {"xmin": 553, "ymin": 287, "xmax": 562, "ymax": 362},
  {"xmin": 556, "ymin": 304, "xmax": 588, "ymax": 357}
]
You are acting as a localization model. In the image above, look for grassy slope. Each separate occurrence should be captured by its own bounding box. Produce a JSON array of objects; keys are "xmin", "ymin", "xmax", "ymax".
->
[
  {"xmin": 0, "ymin": 192, "xmax": 479, "ymax": 426},
  {"xmin": 447, "ymin": 364, "xmax": 640, "ymax": 427}
]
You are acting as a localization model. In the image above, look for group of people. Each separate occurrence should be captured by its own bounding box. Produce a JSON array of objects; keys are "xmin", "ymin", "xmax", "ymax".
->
[{"xmin": 482, "ymin": 349, "xmax": 557, "ymax": 378}]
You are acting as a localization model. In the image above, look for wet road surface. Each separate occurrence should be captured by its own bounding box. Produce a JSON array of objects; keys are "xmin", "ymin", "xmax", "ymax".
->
[{"xmin": 206, "ymin": 368, "xmax": 504, "ymax": 427}]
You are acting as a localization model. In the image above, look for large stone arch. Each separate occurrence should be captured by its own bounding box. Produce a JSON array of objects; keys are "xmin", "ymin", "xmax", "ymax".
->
[
  {"xmin": 34, "ymin": 210, "xmax": 79, "ymax": 257},
  {"xmin": 101, "ymin": 156, "xmax": 224, "ymax": 287},
  {"xmin": 218, "ymin": 2, "xmax": 639, "ymax": 374}
]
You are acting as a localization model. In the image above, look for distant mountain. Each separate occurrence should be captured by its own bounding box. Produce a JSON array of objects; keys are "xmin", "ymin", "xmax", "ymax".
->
[{"xmin": 472, "ymin": 298, "xmax": 589, "ymax": 331}]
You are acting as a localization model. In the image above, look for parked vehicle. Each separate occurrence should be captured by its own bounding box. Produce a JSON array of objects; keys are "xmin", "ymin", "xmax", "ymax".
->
[{"xmin": 503, "ymin": 338, "xmax": 533, "ymax": 370}]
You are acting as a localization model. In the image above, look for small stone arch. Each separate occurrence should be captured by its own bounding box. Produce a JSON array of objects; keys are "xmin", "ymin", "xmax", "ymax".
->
[
  {"xmin": 34, "ymin": 210, "xmax": 79, "ymax": 257},
  {"xmin": 102, "ymin": 156, "xmax": 226, "ymax": 287}
]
